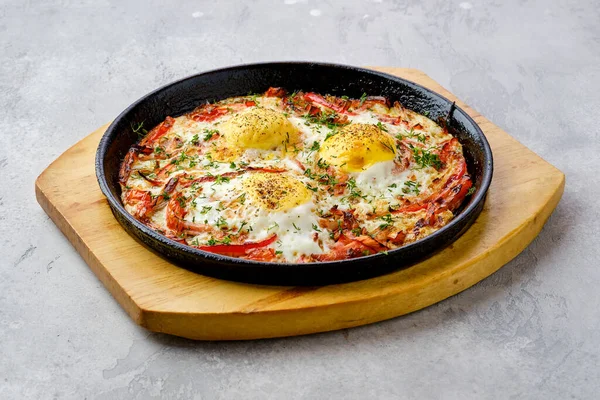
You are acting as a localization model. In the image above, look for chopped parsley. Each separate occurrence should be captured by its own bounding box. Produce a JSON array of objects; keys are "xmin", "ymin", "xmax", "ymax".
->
[
  {"xmin": 379, "ymin": 214, "xmax": 394, "ymax": 230},
  {"xmin": 237, "ymin": 192, "xmax": 246, "ymax": 205},
  {"xmin": 324, "ymin": 129, "xmax": 339, "ymax": 141},
  {"xmin": 204, "ymin": 154, "xmax": 218, "ymax": 169},
  {"xmin": 317, "ymin": 158, "xmax": 329, "ymax": 169},
  {"xmin": 212, "ymin": 175, "xmax": 231, "ymax": 186},
  {"xmin": 199, "ymin": 205, "xmax": 212, "ymax": 214},
  {"xmin": 304, "ymin": 168, "xmax": 317, "ymax": 179},
  {"xmin": 304, "ymin": 111, "xmax": 347, "ymax": 129},
  {"xmin": 215, "ymin": 216, "xmax": 228, "ymax": 229},
  {"xmin": 176, "ymin": 195, "xmax": 187, "ymax": 208},
  {"xmin": 359, "ymin": 92, "xmax": 368, "ymax": 106},
  {"xmin": 248, "ymin": 92, "xmax": 260, "ymax": 104},
  {"xmin": 312, "ymin": 223, "xmax": 322, "ymax": 232},
  {"xmin": 319, "ymin": 172, "xmax": 338, "ymax": 186},
  {"xmin": 306, "ymin": 183, "xmax": 318, "ymax": 192},
  {"xmin": 388, "ymin": 203, "xmax": 400, "ymax": 212},
  {"xmin": 178, "ymin": 152, "xmax": 188, "ymax": 163},
  {"xmin": 410, "ymin": 145, "xmax": 443, "ymax": 169},
  {"xmin": 131, "ymin": 121, "xmax": 148, "ymax": 139},
  {"xmin": 206, "ymin": 236, "xmax": 232, "ymax": 246},
  {"xmin": 402, "ymin": 180, "xmax": 421, "ymax": 195},
  {"xmin": 346, "ymin": 177, "xmax": 366, "ymax": 199},
  {"xmin": 397, "ymin": 128, "xmax": 427, "ymax": 144},
  {"xmin": 238, "ymin": 221, "xmax": 250, "ymax": 233},
  {"xmin": 203, "ymin": 129, "xmax": 219, "ymax": 141},
  {"xmin": 376, "ymin": 121, "xmax": 388, "ymax": 132},
  {"xmin": 381, "ymin": 140, "xmax": 396, "ymax": 154}
]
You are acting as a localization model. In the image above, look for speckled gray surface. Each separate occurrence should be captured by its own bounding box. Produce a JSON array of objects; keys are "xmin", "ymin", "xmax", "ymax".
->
[{"xmin": 1, "ymin": 0, "xmax": 599, "ymax": 399}]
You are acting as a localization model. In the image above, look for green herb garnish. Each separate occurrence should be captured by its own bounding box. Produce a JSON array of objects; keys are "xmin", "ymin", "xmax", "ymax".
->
[
  {"xmin": 212, "ymin": 175, "xmax": 231, "ymax": 186},
  {"xmin": 410, "ymin": 145, "xmax": 443, "ymax": 169},
  {"xmin": 379, "ymin": 214, "xmax": 394, "ymax": 230},
  {"xmin": 203, "ymin": 129, "xmax": 219, "ymax": 141},
  {"xmin": 402, "ymin": 180, "xmax": 421, "ymax": 195},
  {"xmin": 359, "ymin": 92, "xmax": 368, "ymax": 106},
  {"xmin": 200, "ymin": 205, "xmax": 212, "ymax": 214},
  {"xmin": 131, "ymin": 121, "xmax": 148, "ymax": 139}
]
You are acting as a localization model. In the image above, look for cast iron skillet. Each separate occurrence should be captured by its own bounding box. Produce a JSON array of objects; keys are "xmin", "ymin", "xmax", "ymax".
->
[{"xmin": 96, "ymin": 62, "xmax": 493, "ymax": 286}]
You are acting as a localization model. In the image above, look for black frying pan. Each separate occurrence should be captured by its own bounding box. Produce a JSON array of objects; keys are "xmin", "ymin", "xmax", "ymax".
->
[{"xmin": 96, "ymin": 62, "xmax": 493, "ymax": 285}]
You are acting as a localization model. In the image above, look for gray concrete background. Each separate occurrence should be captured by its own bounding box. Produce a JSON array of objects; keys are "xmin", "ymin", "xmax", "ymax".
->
[{"xmin": 1, "ymin": 0, "xmax": 599, "ymax": 399}]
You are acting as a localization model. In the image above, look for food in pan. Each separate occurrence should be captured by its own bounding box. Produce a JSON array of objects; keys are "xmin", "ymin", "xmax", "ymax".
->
[{"xmin": 119, "ymin": 88, "xmax": 473, "ymax": 263}]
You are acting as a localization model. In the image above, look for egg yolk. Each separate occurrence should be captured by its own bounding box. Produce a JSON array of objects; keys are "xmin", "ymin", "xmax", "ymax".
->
[
  {"xmin": 222, "ymin": 108, "xmax": 298, "ymax": 150},
  {"xmin": 319, "ymin": 123, "xmax": 396, "ymax": 172},
  {"xmin": 243, "ymin": 173, "xmax": 311, "ymax": 211}
]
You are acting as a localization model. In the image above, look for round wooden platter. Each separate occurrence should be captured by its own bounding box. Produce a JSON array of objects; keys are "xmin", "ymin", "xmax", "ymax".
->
[{"xmin": 35, "ymin": 67, "xmax": 565, "ymax": 340}]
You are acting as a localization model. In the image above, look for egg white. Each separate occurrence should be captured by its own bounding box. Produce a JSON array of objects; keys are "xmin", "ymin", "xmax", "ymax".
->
[{"xmin": 182, "ymin": 175, "xmax": 326, "ymax": 262}]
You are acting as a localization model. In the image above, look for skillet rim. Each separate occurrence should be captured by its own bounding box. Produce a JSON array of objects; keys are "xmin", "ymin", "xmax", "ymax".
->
[{"xmin": 95, "ymin": 61, "xmax": 493, "ymax": 273}]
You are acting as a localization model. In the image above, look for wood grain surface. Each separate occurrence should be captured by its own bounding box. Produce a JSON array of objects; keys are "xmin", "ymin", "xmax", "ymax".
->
[{"xmin": 35, "ymin": 68, "xmax": 565, "ymax": 340}]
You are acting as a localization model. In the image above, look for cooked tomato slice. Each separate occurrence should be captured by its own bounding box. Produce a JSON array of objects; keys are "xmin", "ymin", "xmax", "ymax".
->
[
  {"xmin": 311, "ymin": 234, "xmax": 385, "ymax": 261},
  {"xmin": 189, "ymin": 102, "xmax": 254, "ymax": 122},
  {"xmin": 140, "ymin": 116, "xmax": 175, "ymax": 146},
  {"xmin": 264, "ymin": 87, "xmax": 286, "ymax": 97},
  {"xmin": 244, "ymin": 247, "xmax": 277, "ymax": 261},
  {"xmin": 119, "ymin": 148, "xmax": 138, "ymax": 183},
  {"xmin": 123, "ymin": 189, "xmax": 152, "ymax": 205},
  {"xmin": 192, "ymin": 107, "xmax": 229, "ymax": 122},
  {"xmin": 197, "ymin": 235, "xmax": 278, "ymax": 256},
  {"xmin": 434, "ymin": 175, "xmax": 473, "ymax": 212},
  {"xmin": 165, "ymin": 195, "xmax": 187, "ymax": 232},
  {"xmin": 123, "ymin": 189, "xmax": 155, "ymax": 220}
]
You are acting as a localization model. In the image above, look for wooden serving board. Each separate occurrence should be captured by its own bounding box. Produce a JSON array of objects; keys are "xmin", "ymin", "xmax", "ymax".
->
[{"xmin": 35, "ymin": 68, "xmax": 565, "ymax": 340}]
